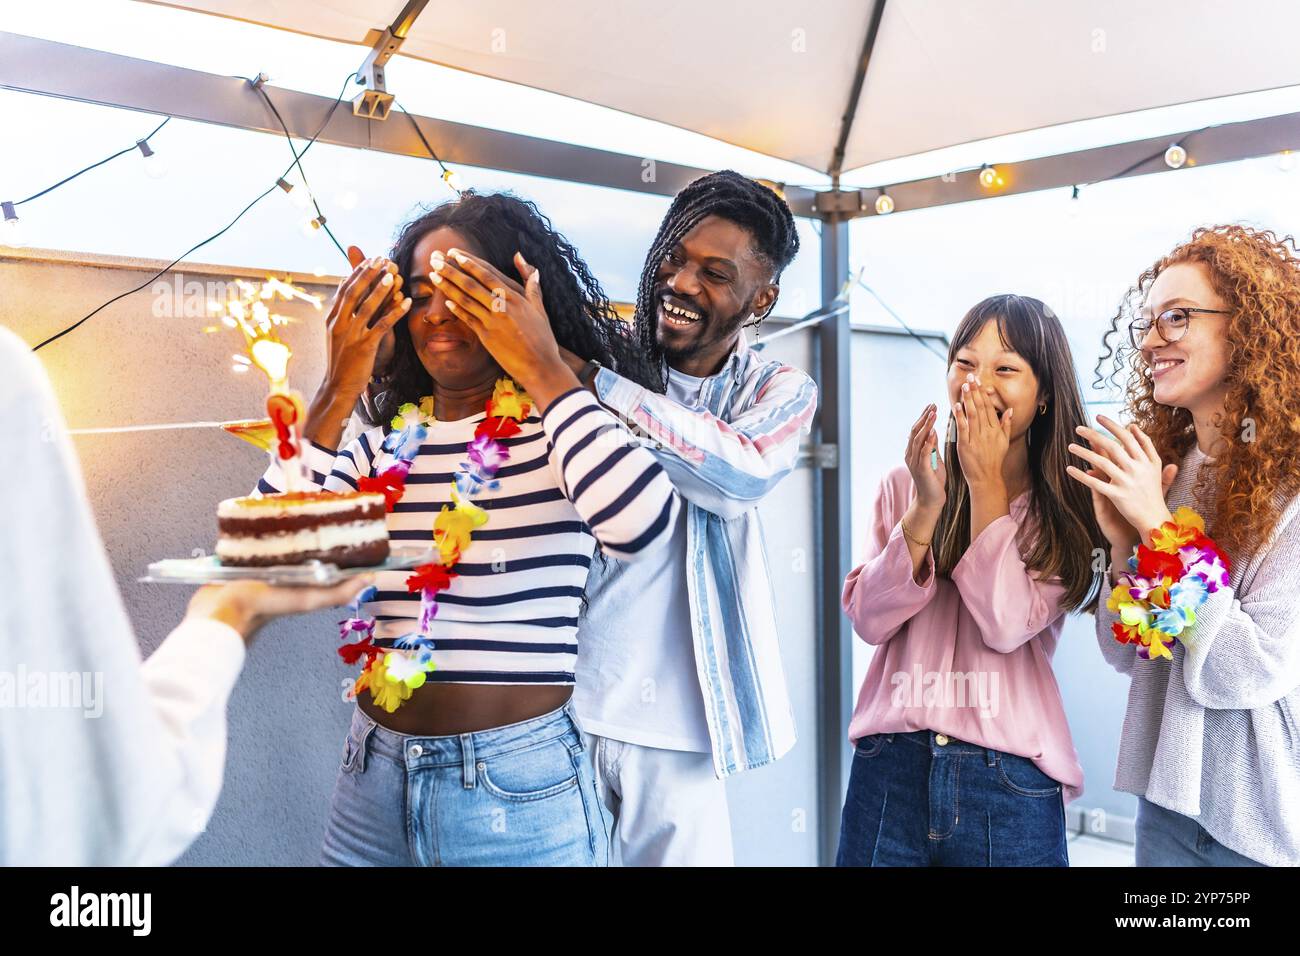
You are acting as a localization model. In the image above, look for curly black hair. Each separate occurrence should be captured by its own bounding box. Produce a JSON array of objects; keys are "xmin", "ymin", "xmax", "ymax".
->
[
  {"xmin": 366, "ymin": 190, "xmax": 661, "ymax": 426},
  {"xmin": 632, "ymin": 170, "xmax": 800, "ymax": 391}
]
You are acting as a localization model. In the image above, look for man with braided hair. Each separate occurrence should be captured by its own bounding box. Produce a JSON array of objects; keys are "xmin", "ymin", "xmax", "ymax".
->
[{"xmin": 563, "ymin": 170, "xmax": 818, "ymax": 865}]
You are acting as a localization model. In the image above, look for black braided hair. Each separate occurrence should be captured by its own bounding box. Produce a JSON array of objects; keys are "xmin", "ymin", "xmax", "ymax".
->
[
  {"xmin": 633, "ymin": 170, "xmax": 800, "ymax": 391},
  {"xmin": 367, "ymin": 190, "xmax": 660, "ymax": 426}
]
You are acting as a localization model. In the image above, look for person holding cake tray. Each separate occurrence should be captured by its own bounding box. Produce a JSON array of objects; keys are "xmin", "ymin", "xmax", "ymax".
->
[
  {"xmin": 0, "ymin": 323, "xmax": 377, "ymax": 866},
  {"xmin": 251, "ymin": 190, "xmax": 680, "ymax": 866}
]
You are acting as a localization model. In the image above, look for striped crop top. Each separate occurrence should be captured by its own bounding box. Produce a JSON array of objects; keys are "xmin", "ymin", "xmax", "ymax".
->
[{"xmin": 253, "ymin": 387, "xmax": 678, "ymax": 684}]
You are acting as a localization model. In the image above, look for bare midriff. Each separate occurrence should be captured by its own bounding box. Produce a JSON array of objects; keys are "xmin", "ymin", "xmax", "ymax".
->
[{"xmin": 357, "ymin": 683, "xmax": 573, "ymax": 736}]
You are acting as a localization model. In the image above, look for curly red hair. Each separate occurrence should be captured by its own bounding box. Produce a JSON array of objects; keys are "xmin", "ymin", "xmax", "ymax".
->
[{"xmin": 1096, "ymin": 224, "xmax": 1300, "ymax": 559}]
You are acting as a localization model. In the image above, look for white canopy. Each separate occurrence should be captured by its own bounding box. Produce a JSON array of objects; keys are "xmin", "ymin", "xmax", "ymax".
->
[{"xmin": 149, "ymin": 0, "xmax": 1300, "ymax": 174}]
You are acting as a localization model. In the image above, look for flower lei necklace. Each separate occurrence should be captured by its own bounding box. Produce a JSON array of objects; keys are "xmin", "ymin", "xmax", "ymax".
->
[
  {"xmin": 1107, "ymin": 506, "xmax": 1231, "ymax": 661},
  {"xmin": 337, "ymin": 378, "xmax": 532, "ymax": 712}
]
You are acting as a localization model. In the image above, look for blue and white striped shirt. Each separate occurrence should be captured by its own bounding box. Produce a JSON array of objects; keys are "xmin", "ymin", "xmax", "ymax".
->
[{"xmin": 254, "ymin": 387, "xmax": 678, "ymax": 684}]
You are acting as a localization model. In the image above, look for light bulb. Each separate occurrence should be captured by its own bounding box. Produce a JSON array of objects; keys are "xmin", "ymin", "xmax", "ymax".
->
[
  {"xmin": 3, "ymin": 218, "xmax": 26, "ymax": 247},
  {"xmin": 277, "ymin": 177, "xmax": 312, "ymax": 209},
  {"xmin": 143, "ymin": 152, "xmax": 167, "ymax": 179},
  {"xmin": 442, "ymin": 168, "xmax": 463, "ymax": 192},
  {"xmin": 874, "ymin": 192, "xmax": 894, "ymax": 215},
  {"xmin": 1164, "ymin": 144, "xmax": 1187, "ymax": 169},
  {"xmin": 1279, "ymin": 150, "xmax": 1296, "ymax": 172},
  {"xmin": 978, "ymin": 165, "xmax": 999, "ymax": 188},
  {"xmin": 1, "ymin": 203, "xmax": 25, "ymax": 247},
  {"xmin": 137, "ymin": 139, "xmax": 167, "ymax": 179}
]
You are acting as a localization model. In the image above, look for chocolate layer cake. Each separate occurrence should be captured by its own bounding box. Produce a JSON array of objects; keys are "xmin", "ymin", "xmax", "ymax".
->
[{"xmin": 216, "ymin": 491, "xmax": 389, "ymax": 568}]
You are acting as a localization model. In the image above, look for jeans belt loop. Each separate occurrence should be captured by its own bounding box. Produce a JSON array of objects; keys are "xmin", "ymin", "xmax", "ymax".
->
[
  {"xmin": 986, "ymin": 747, "xmax": 999, "ymax": 768},
  {"xmin": 461, "ymin": 733, "xmax": 476, "ymax": 790}
]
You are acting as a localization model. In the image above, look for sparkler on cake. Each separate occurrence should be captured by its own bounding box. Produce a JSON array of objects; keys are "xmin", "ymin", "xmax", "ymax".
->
[{"xmin": 209, "ymin": 278, "xmax": 390, "ymax": 569}]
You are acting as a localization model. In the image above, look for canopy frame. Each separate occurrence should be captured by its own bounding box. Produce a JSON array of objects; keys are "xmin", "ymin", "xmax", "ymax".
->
[{"xmin": 7, "ymin": 19, "xmax": 1295, "ymax": 863}]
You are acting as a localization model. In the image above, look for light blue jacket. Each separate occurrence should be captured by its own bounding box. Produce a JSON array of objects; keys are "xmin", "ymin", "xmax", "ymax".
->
[{"xmin": 593, "ymin": 336, "xmax": 818, "ymax": 775}]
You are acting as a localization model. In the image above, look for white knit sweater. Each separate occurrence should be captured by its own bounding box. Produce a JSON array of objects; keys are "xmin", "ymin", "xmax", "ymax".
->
[{"xmin": 1095, "ymin": 443, "xmax": 1300, "ymax": 866}]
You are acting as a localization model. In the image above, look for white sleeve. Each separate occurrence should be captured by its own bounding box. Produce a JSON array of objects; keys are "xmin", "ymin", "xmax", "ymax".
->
[
  {"xmin": 128, "ymin": 617, "xmax": 247, "ymax": 866},
  {"xmin": 0, "ymin": 326, "xmax": 246, "ymax": 865}
]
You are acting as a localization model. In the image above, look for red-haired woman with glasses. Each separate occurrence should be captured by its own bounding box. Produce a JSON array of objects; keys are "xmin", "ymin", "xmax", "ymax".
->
[{"xmin": 1070, "ymin": 224, "xmax": 1300, "ymax": 867}]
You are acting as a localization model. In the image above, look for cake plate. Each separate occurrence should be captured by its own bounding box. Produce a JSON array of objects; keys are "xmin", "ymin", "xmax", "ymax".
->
[{"xmin": 140, "ymin": 545, "xmax": 437, "ymax": 587}]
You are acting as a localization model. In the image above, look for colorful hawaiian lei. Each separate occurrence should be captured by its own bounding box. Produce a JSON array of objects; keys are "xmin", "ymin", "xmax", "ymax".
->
[
  {"xmin": 1107, "ymin": 506, "xmax": 1231, "ymax": 661},
  {"xmin": 336, "ymin": 378, "xmax": 532, "ymax": 712}
]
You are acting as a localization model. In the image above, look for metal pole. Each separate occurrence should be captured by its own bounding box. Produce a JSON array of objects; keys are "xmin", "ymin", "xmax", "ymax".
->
[{"xmin": 814, "ymin": 213, "xmax": 854, "ymax": 866}]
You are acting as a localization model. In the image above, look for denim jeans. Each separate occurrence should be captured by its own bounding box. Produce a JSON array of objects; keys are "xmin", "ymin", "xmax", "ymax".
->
[
  {"xmin": 836, "ymin": 730, "xmax": 1068, "ymax": 866},
  {"xmin": 1135, "ymin": 797, "xmax": 1265, "ymax": 867},
  {"xmin": 320, "ymin": 700, "xmax": 612, "ymax": 866}
]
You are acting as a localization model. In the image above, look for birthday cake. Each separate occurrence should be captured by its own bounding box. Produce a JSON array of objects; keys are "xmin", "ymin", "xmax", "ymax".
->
[{"xmin": 215, "ymin": 490, "xmax": 389, "ymax": 568}]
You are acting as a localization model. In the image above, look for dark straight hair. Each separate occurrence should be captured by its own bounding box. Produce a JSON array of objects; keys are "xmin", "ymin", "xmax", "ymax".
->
[{"xmin": 933, "ymin": 294, "xmax": 1107, "ymax": 613}]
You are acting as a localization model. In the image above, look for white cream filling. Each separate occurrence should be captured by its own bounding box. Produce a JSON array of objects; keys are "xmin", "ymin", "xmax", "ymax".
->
[{"xmin": 216, "ymin": 519, "xmax": 387, "ymax": 558}]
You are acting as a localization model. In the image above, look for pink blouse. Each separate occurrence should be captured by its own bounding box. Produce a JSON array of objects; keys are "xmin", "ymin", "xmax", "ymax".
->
[{"xmin": 842, "ymin": 465, "xmax": 1084, "ymax": 803}]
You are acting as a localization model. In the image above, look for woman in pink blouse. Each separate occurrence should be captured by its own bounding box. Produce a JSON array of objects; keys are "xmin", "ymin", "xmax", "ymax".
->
[{"xmin": 838, "ymin": 295, "xmax": 1106, "ymax": 866}]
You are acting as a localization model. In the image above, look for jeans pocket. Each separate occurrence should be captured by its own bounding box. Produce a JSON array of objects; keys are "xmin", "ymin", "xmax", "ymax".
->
[
  {"xmin": 995, "ymin": 753, "xmax": 1062, "ymax": 798},
  {"xmin": 854, "ymin": 734, "xmax": 888, "ymax": 759},
  {"xmin": 340, "ymin": 733, "xmax": 359, "ymax": 775},
  {"xmin": 478, "ymin": 738, "xmax": 581, "ymax": 803},
  {"xmin": 339, "ymin": 718, "xmax": 374, "ymax": 776}
]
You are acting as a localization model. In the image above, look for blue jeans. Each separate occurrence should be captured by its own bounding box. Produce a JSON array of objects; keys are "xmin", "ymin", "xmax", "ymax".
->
[
  {"xmin": 836, "ymin": 730, "xmax": 1068, "ymax": 866},
  {"xmin": 1135, "ymin": 797, "xmax": 1265, "ymax": 867},
  {"xmin": 320, "ymin": 700, "xmax": 612, "ymax": 866}
]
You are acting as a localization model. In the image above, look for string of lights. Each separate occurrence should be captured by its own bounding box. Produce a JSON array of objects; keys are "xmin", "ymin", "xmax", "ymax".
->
[
  {"xmin": 775, "ymin": 118, "xmax": 1284, "ymax": 218},
  {"xmin": 29, "ymin": 72, "xmax": 357, "ymax": 352},
  {"xmin": 24, "ymin": 71, "xmax": 465, "ymax": 352},
  {"xmin": 396, "ymin": 102, "xmax": 463, "ymax": 194},
  {"xmin": 11, "ymin": 76, "xmax": 1243, "ymax": 360},
  {"xmin": 2, "ymin": 117, "xmax": 171, "ymax": 244},
  {"xmin": 244, "ymin": 71, "xmax": 352, "ymax": 259}
]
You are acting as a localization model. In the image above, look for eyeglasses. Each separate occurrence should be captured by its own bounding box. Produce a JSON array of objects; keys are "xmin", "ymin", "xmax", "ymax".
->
[{"xmin": 1128, "ymin": 306, "xmax": 1229, "ymax": 348}]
